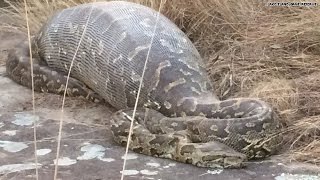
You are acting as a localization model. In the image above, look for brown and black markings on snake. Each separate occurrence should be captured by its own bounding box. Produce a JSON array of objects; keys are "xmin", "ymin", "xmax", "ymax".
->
[{"xmin": 6, "ymin": 1, "xmax": 282, "ymax": 168}]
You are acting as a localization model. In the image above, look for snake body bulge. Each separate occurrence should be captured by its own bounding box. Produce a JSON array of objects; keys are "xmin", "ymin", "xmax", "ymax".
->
[{"xmin": 6, "ymin": 1, "xmax": 282, "ymax": 168}]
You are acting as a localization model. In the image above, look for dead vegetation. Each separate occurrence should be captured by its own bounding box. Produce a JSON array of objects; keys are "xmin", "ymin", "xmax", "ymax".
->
[{"xmin": 1, "ymin": 0, "xmax": 320, "ymax": 165}]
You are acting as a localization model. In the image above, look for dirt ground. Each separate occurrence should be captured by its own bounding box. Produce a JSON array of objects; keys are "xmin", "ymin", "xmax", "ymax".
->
[{"xmin": 0, "ymin": 4, "xmax": 320, "ymax": 180}]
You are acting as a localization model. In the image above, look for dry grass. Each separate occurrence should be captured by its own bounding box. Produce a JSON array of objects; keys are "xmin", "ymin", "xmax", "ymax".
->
[{"xmin": 1, "ymin": 0, "xmax": 320, "ymax": 165}]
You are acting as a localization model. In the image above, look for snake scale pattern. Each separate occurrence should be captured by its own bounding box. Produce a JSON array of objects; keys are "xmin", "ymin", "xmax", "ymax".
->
[{"xmin": 6, "ymin": 1, "xmax": 282, "ymax": 168}]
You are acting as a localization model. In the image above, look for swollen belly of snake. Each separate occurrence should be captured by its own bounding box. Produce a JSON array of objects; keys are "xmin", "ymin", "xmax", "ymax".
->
[{"xmin": 5, "ymin": 2, "xmax": 282, "ymax": 169}]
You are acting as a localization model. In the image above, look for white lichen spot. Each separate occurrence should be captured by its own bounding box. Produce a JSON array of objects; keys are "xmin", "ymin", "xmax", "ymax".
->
[
  {"xmin": 99, "ymin": 158, "xmax": 115, "ymax": 162},
  {"xmin": 2, "ymin": 130, "xmax": 16, "ymax": 136},
  {"xmin": 77, "ymin": 144, "xmax": 106, "ymax": 160},
  {"xmin": 120, "ymin": 170, "xmax": 139, "ymax": 176},
  {"xmin": 0, "ymin": 163, "xmax": 42, "ymax": 174},
  {"xmin": 199, "ymin": 169, "xmax": 224, "ymax": 176},
  {"xmin": 0, "ymin": 141, "xmax": 28, "ymax": 153},
  {"xmin": 146, "ymin": 162, "xmax": 161, "ymax": 168},
  {"xmin": 140, "ymin": 169, "xmax": 158, "ymax": 176},
  {"xmin": 53, "ymin": 157, "xmax": 77, "ymax": 166},
  {"xmin": 145, "ymin": 178, "xmax": 155, "ymax": 180},
  {"xmin": 275, "ymin": 173, "xmax": 320, "ymax": 180},
  {"xmin": 12, "ymin": 113, "xmax": 39, "ymax": 126},
  {"xmin": 36, "ymin": 149, "xmax": 52, "ymax": 156},
  {"xmin": 168, "ymin": 163, "xmax": 176, "ymax": 166},
  {"xmin": 207, "ymin": 169, "xmax": 223, "ymax": 175},
  {"xmin": 0, "ymin": 122, "xmax": 4, "ymax": 128},
  {"xmin": 121, "ymin": 153, "xmax": 138, "ymax": 160},
  {"xmin": 163, "ymin": 163, "xmax": 176, "ymax": 168}
]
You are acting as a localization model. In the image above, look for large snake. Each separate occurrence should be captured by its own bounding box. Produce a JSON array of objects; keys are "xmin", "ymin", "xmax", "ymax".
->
[{"xmin": 6, "ymin": 1, "xmax": 282, "ymax": 168}]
